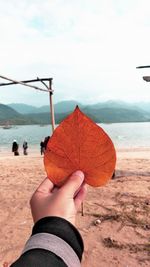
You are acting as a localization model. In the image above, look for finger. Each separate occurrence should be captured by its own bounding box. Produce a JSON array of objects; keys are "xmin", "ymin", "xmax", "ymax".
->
[
  {"xmin": 35, "ymin": 177, "xmax": 54, "ymax": 194},
  {"xmin": 60, "ymin": 170, "xmax": 85, "ymax": 197},
  {"xmin": 74, "ymin": 183, "xmax": 87, "ymax": 210}
]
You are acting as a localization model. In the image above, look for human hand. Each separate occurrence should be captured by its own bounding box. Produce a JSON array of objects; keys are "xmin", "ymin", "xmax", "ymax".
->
[{"xmin": 30, "ymin": 170, "xmax": 87, "ymax": 225}]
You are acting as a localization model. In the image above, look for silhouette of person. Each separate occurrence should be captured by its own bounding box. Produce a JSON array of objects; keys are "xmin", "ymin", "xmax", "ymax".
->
[
  {"xmin": 43, "ymin": 136, "xmax": 50, "ymax": 150},
  {"xmin": 23, "ymin": 140, "xmax": 28, "ymax": 155},
  {"xmin": 40, "ymin": 140, "xmax": 45, "ymax": 155},
  {"xmin": 12, "ymin": 140, "xmax": 19, "ymax": 156}
]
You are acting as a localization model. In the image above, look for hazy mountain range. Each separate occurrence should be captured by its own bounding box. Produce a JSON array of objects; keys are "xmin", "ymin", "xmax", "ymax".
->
[
  {"xmin": 1, "ymin": 100, "xmax": 150, "ymax": 125},
  {"xmin": 8, "ymin": 100, "xmax": 150, "ymax": 114}
]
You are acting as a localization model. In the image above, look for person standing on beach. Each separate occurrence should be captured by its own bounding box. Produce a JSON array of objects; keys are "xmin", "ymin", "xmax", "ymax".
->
[
  {"xmin": 12, "ymin": 140, "xmax": 19, "ymax": 156},
  {"xmin": 43, "ymin": 136, "xmax": 50, "ymax": 151},
  {"xmin": 40, "ymin": 140, "xmax": 45, "ymax": 155},
  {"xmin": 23, "ymin": 140, "xmax": 28, "ymax": 155}
]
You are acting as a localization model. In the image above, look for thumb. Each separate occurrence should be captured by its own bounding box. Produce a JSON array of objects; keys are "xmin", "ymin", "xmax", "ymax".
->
[{"xmin": 61, "ymin": 170, "xmax": 85, "ymax": 198}]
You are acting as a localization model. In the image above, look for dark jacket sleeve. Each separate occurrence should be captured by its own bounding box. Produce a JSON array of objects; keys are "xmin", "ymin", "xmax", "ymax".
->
[{"xmin": 10, "ymin": 216, "xmax": 84, "ymax": 267}]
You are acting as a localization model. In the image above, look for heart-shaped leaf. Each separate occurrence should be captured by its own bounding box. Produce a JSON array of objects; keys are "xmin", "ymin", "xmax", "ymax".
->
[{"xmin": 44, "ymin": 106, "xmax": 116, "ymax": 187}]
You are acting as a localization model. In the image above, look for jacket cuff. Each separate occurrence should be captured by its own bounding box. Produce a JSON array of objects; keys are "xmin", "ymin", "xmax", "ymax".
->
[{"xmin": 31, "ymin": 216, "xmax": 84, "ymax": 261}]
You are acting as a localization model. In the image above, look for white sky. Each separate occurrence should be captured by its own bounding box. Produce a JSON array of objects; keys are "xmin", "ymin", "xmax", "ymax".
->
[{"xmin": 0, "ymin": 0, "xmax": 150, "ymax": 106}]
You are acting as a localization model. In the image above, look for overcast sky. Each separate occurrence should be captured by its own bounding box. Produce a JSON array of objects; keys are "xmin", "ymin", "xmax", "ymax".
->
[{"xmin": 0, "ymin": 0, "xmax": 150, "ymax": 106}]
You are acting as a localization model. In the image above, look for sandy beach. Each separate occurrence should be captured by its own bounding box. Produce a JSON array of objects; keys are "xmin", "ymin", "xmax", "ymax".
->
[{"xmin": 0, "ymin": 148, "xmax": 150, "ymax": 267}]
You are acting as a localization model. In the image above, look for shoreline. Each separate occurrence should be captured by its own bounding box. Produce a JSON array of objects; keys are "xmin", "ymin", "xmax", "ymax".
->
[
  {"xmin": 1, "ymin": 146, "xmax": 150, "ymax": 158},
  {"xmin": 117, "ymin": 147, "xmax": 150, "ymax": 159}
]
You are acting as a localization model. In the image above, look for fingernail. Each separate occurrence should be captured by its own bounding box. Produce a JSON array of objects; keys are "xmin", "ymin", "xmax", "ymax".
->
[{"xmin": 72, "ymin": 170, "xmax": 84, "ymax": 179}]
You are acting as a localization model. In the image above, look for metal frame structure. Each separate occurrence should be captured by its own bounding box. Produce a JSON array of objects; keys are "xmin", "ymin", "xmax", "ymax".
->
[
  {"xmin": 0, "ymin": 75, "xmax": 55, "ymax": 132},
  {"xmin": 136, "ymin": 66, "xmax": 150, "ymax": 83}
]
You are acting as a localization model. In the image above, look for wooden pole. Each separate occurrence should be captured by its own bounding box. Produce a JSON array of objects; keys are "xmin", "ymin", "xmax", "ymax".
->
[
  {"xmin": 0, "ymin": 75, "xmax": 52, "ymax": 92},
  {"xmin": 49, "ymin": 79, "xmax": 55, "ymax": 133}
]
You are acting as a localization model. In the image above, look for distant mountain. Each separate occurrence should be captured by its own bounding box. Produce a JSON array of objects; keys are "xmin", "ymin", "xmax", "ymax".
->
[
  {"xmin": 8, "ymin": 100, "xmax": 84, "ymax": 114},
  {"xmin": 2, "ymin": 100, "xmax": 150, "ymax": 125},
  {"xmin": 9, "ymin": 100, "xmax": 150, "ymax": 115},
  {"xmin": 25, "ymin": 112, "xmax": 69, "ymax": 124},
  {"xmin": 54, "ymin": 100, "xmax": 84, "ymax": 113},
  {"xmin": 8, "ymin": 103, "xmax": 38, "ymax": 114},
  {"xmin": 0, "ymin": 104, "xmax": 71, "ymax": 125},
  {"xmin": 90, "ymin": 100, "xmax": 136, "ymax": 110},
  {"xmin": 133, "ymin": 102, "xmax": 150, "ymax": 113},
  {"xmin": 83, "ymin": 107, "xmax": 148, "ymax": 123},
  {"xmin": 0, "ymin": 104, "xmax": 20, "ymax": 120},
  {"xmin": 0, "ymin": 104, "xmax": 36, "ymax": 125}
]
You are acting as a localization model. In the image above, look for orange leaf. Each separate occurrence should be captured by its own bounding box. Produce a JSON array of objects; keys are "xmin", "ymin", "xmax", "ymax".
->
[{"xmin": 44, "ymin": 106, "xmax": 116, "ymax": 187}]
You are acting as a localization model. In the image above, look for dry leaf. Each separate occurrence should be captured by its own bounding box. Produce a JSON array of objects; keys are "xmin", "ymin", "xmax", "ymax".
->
[{"xmin": 44, "ymin": 106, "xmax": 116, "ymax": 187}]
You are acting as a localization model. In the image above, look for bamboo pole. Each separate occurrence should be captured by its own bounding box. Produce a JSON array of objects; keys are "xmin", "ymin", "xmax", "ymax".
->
[
  {"xmin": 49, "ymin": 79, "xmax": 55, "ymax": 132},
  {"xmin": 0, "ymin": 77, "xmax": 52, "ymax": 86},
  {"xmin": 0, "ymin": 75, "xmax": 52, "ymax": 92}
]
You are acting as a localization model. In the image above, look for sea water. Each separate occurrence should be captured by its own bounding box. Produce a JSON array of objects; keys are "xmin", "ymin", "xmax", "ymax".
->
[{"xmin": 0, "ymin": 122, "xmax": 150, "ymax": 151}]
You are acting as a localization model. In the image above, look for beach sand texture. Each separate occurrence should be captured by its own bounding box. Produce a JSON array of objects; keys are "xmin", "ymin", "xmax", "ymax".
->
[{"xmin": 0, "ymin": 149, "xmax": 150, "ymax": 267}]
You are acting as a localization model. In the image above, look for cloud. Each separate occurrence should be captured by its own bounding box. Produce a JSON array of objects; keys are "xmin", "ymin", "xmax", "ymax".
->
[{"xmin": 0, "ymin": 0, "xmax": 150, "ymax": 105}]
